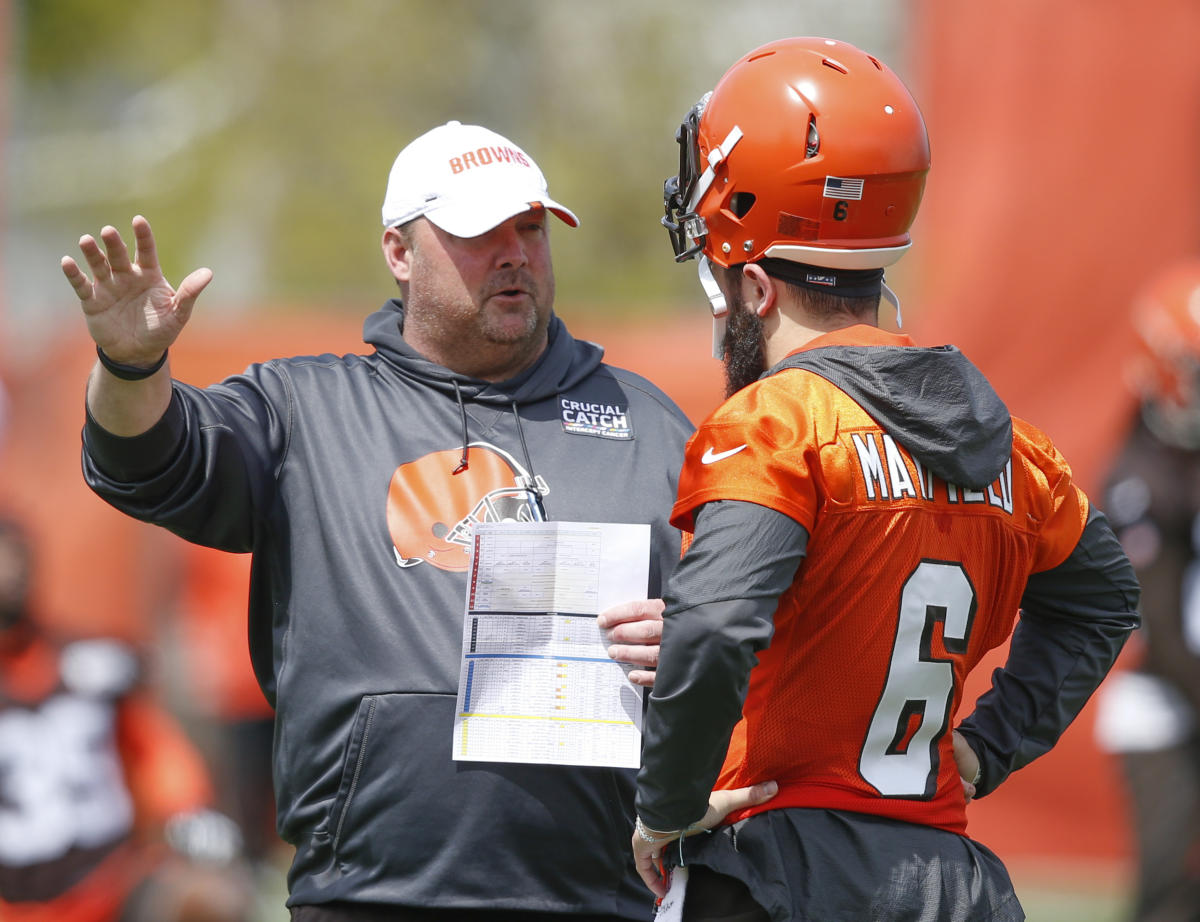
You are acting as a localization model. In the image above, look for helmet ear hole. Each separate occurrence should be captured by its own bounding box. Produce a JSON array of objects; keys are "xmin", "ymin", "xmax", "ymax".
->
[
  {"xmin": 730, "ymin": 192, "xmax": 756, "ymax": 218},
  {"xmin": 806, "ymin": 115, "xmax": 820, "ymax": 158}
]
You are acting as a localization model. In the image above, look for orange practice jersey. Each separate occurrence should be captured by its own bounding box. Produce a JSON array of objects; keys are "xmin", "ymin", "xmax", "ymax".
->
[
  {"xmin": 0, "ymin": 633, "xmax": 213, "ymax": 921},
  {"xmin": 670, "ymin": 344, "xmax": 1088, "ymax": 835}
]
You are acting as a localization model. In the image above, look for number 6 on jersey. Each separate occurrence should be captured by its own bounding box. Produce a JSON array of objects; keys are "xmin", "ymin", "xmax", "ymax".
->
[{"xmin": 860, "ymin": 560, "xmax": 977, "ymax": 798}]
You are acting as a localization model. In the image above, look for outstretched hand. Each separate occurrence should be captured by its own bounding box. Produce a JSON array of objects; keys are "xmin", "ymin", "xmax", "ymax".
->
[
  {"xmin": 61, "ymin": 215, "xmax": 211, "ymax": 366},
  {"xmin": 632, "ymin": 780, "xmax": 778, "ymax": 898}
]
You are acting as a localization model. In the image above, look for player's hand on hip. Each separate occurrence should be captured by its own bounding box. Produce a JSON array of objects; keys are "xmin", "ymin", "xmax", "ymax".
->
[
  {"xmin": 597, "ymin": 598, "xmax": 664, "ymax": 687},
  {"xmin": 632, "ymin": 781, "xmax": 778, "ymax": 897},
  {"xmin": 953, "ymin": 729, "xmax": 980, "ymax": 801},
  {"xmin": 699, "ymin": 780, "xmax": 778, "ymax": 830},
  {"xmin": 61, "ymin": 215, "xmax": 212, "ymax": 365}
]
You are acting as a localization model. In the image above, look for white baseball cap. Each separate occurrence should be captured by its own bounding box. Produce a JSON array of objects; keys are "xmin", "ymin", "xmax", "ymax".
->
[{"xmin": 381, "ymin": 121, "xmax": 579, "ymax": 238}]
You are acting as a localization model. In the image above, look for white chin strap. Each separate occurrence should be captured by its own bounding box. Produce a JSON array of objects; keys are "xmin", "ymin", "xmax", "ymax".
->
[
  {"xmin": 686, "ymin": 126, "xmax": 743, "ymax": 214},
  {"xmin": 882, "ymin": 279, "xmax": 902, "ymax": 328},
  {"xmin": 698, "ymin": 257, "xmax": 728, "ymax": 360}
]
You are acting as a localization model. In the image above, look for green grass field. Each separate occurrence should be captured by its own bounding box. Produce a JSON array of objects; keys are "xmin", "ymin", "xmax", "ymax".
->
[{"xmin": 1011, "ymin": 859, "xmax": 1131, "ymax": 922}]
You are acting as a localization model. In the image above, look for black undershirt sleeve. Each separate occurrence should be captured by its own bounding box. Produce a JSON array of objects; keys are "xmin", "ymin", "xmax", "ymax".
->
[
  {"xmin": 956, "ymin": 505, "xmax": 1140, "ymax": 797},
  {"xmin": 636, "ymin": 500, "xmax": 808, "ymax": 830}
]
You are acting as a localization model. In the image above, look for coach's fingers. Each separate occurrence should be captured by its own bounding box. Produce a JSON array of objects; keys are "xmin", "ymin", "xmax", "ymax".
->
[
  {"xmin": 606, "ymin": 625, "xmax": 660, "ymax": 660},
  {"xmin": 623, "ymin": 667, "xmax": 657, "ymax": 688},
  {"xmin": 78, "ymin": 233, "xmax": 112, "ymax": 282},
  {"xmin": 597, "ymin": 598, "xmax": 665, "ymax": 631},
  {"xmin": 163, "ymin": 267, "xmax": 213, "ymax": 336},
  {"xmin": 100, "ymin": 225, "xmax": 133, "ymax": 274},
  {"xmin": 601, "ymin": 600, "xmax": 665, "ymax": 685},
  {"xmin": 131, "ymin": 215, "xmax": 161, "ymax": 270},
  {"xmin": 605, "ymin": 614, "xmax": 663, "ymax": 647},
  {"xmin": 608, "ymin": 641, "xmax": 658, "ymax": 666},
  {"xmin": 176, "ymin": 267, "xmax": 214, "ymax": 308},
  {"xmin": 608, "ymin": 628, "xmax": 659, "ymax": 684},
  {"xmin": 602, "ymin": 600, "xmax": 663, "ymax": 652},
  {"xmin": 61, "ymin": 256, "xmax": 93, "ymax": 301}
]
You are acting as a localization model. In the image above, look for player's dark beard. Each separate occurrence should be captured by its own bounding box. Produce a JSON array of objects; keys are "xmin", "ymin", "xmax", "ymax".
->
[{"xmin": 723, "ymin": 298, "xmax": 767, "ymax": 397}]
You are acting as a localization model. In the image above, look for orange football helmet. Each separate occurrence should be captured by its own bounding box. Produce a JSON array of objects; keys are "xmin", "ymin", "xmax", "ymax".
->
[
  {"xmin": 663, "ymin": 36, "xmax": 931, "ymax": 271},
  {"xmin": 1128, "ymin": 259, "xmax": 1200, "ymax": 447},
  {"xmin": 386, "ymin": 443, "xmax": 548, "ymax": 572}
]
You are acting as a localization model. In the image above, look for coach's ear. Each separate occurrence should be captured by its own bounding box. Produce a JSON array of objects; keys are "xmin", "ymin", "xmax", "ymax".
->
[
  {"xmin": 382, "ymin": 223, "xmax": 413, "ymax": 288},
  {"xmin": 740, "ymin": 263, "xmax": 778, "ymax": 319}
]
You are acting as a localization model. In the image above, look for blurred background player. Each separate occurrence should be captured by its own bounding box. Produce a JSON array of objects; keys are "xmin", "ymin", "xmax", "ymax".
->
[
  {"xmin": 171, "ymin": 545, "xmax": 281, "ymax": 869},
  {"xmin": 0, "ymin": 515, "xmax": 254, "ymax": 922},
  {"xmin": 1095, "ymin": 259, "xmax": 1200, "ymax": 922}
]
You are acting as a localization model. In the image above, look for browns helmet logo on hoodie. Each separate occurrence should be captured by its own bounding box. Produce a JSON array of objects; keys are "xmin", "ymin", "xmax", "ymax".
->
[{"xmin": 386, "ymin": 443, "xmax": 549, "ymax": 572}]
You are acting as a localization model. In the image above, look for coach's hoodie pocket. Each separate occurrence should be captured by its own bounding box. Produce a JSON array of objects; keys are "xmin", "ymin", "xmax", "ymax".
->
[
  {"xmin": 322, "ymin": 692, "xmax": 461, "ymax": 873},
  {"xmin": 328, "ymin": 694, "xmax": 378, "ymax": 856}
]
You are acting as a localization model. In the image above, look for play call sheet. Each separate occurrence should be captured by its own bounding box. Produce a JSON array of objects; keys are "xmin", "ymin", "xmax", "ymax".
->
[{"xmin": 452, "ymin": 521, "xmax": 650, "ymax": 768}]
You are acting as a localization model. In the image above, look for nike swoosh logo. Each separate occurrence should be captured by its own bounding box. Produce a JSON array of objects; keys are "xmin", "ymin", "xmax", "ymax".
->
[{"xmin": 701, "ymin": 444, "xmax": 748, "ymax": 464}]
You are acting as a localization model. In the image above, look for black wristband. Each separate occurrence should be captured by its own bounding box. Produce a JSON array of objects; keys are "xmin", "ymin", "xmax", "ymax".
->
[{"xmin": 96, "ymin": 345, "xmax": 168, "ymax": 381}]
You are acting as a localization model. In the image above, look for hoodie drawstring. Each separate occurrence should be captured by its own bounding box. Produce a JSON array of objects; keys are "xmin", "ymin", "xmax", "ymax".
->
[
  {"xmin": 448, "ymin": 383, "xmax": 548, "ymax": 522},
  {"xmin": 452, "ymin": 381, "xmax": 470, "ymax": 475},
  {"xmin": 512, "ymin": 400, "xmax": 548, "ymax": 522}
]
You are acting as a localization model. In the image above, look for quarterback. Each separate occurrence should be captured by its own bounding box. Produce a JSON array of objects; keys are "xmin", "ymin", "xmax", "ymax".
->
[{"xmin": 631, "ymin": 36, "xmax": 1141, "ymax": 922}]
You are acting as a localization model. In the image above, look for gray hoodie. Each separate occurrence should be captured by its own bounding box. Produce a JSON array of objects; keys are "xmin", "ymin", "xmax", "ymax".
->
[{"xmin": 82, "ymin": 299, "xmax": 693, "ymax": 917}]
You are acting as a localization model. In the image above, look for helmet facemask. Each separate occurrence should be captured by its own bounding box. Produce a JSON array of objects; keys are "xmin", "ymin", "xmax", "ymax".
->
[
  {"xmin": 663, "ymin": 93, "xmax": 745, "ymax": 264},
  {"xmin": 663, "ymin": 95, "xmax": 709, "ymax": 262}
]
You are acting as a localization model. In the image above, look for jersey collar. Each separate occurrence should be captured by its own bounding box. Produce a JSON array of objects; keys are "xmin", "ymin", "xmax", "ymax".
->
[{"xmin": 790, "ymin": 323, "xmax": 917, "ymax": 356}]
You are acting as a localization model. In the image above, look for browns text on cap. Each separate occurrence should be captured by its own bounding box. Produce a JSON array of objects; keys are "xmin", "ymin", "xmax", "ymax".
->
[{"xmin": 381, "ymin": 121, "xmax": 579, "ymax": 238}]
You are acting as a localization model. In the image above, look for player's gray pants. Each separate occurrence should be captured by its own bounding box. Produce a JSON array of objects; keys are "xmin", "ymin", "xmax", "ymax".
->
[{"xmin": 678, "ymin": 808, "xmax": 1024, "ymax": 922}]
